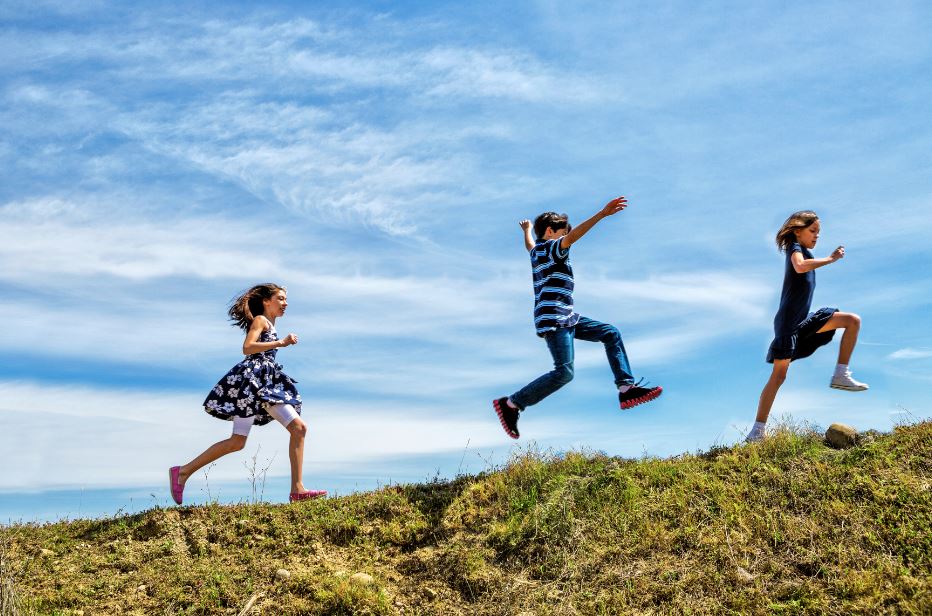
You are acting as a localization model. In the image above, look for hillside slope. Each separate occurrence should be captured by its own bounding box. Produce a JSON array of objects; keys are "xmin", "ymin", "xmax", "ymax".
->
[{"xmin": 3, "ymin": 421, "xmax": 931, "ymax": 615}]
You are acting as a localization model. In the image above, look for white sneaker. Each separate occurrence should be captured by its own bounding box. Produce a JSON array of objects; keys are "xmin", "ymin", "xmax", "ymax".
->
[
  {"xmin": 830, "ymin": 369, "xmax": 869, "ymax": 391},
  {"xmin": 744, "ymin": 430, "xmax": 765, "ymax": 443}
]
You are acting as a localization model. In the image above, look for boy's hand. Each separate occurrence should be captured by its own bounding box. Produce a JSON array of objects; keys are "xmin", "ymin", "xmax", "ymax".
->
[
  {"xmin": 520, "ymin": 219, "xmax": 535, "ymax": 251},
  {"xmin": 600, "ymin": 196, "xmax": 628, "ymax": 218}
]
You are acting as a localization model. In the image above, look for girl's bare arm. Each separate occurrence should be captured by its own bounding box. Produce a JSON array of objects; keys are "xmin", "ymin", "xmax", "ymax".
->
[
  {"xmin": 791, "ymin": 246, "xmax": 844, "ymax": 274},
  {"xmin": 242, "ymin": 316, "xmax": 298, "ymax": 355}
]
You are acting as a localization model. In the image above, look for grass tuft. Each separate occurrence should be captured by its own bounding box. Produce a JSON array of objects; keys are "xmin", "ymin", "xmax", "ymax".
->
[{"xmin": 0, "ymin": 533, "xmax": 23, "ymax": 616}]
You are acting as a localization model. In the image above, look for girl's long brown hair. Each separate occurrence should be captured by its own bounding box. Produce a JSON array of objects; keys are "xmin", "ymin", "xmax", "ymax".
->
[
  {"xmin": 228, "ymin": 283, "xmax": 285, "ymax": 331},
  {"xmin": 775, "ymin": 210, "xmax": 819, "ymax": 253}
]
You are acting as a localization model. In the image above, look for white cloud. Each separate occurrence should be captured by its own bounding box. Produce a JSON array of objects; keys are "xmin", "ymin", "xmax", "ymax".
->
[
  {"xmin": 0, "ymin": 197, "xmax": 286, "ymax": 282},
  {"xmin": 579, "ymin": 271, "xmax": 772, "ymax": 322},
  {"xmin": 887, "ymin": 348, "xmax": 932, "ymax": 361},
  {"xmin": 421, "ymin": 46, "xmax": 604, "ymax": 103},
  {"xmin": 0, "ymin": 380, "xmax": 584, "ymax": 490}
]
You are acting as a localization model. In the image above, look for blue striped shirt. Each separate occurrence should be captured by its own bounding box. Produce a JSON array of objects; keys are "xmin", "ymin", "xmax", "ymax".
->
[{"xmin": 530, "ymin": 239, "xmax": 579, "ymax": 336}]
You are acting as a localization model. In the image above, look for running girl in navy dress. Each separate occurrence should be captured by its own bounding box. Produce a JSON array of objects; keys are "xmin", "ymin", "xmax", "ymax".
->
[
  {"xmin": 169, "ymin": 283, "xmax": 326, "ymax": 503},
  {"xmin": 746, "ymin": 211, "xmax": 868, "ymax": 443}
]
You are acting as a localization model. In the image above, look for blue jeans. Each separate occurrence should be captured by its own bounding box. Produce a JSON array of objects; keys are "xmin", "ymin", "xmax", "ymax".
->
[{"xmin": 510, "ymin": 316, "xmax": 635, "ymax": 410}]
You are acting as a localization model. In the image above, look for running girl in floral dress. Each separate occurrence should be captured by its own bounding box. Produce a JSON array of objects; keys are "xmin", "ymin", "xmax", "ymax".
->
[{"xmin": 169, "ymin": 283, "xmax": 326, "ymax": 503}]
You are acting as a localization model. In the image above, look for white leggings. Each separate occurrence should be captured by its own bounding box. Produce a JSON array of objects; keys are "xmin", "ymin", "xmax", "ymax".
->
[{"xmin": 232, "ymin": 403, "xmax": 299, "ymax": 437}]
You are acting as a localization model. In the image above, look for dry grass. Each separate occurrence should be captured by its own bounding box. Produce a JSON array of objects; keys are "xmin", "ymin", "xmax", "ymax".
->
[
  {"xmin": 2, "ymin": 420, "xmax": 931, "ymax": 615},
  {"xmin": 0, "ymin": 533, "xmax": 23, "ymax": 616}
]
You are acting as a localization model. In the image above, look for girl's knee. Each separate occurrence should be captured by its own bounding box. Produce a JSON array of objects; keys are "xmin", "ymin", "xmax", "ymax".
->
[
  {"xmin": 837, "ymin": 311, "xmax": 861, "ymax": 328},
  {"xmin": 229, "ymin": 435, "xmax": 247, "ymax": 452},
  {"xmin": 288, "ymin": 418, "xmax": 308, "ymax": 438},
  {"xmin": 771, "ymin": 361, "xmax": 790, "ymax": 383}
]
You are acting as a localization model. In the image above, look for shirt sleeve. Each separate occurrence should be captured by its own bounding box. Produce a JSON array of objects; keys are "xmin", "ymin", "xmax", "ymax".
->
[
  {"xmin": 789, "ymin": 241, "xmax": 803, "ymax": 255},
  {"xmin": 549, "ymin": 238, "xmax": 570, "ymax": 261}
]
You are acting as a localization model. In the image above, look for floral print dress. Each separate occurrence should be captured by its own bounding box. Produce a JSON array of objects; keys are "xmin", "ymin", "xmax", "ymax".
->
[{"xmin": 203, "ymin": 324, "xmax": 301, "ymax": 426}]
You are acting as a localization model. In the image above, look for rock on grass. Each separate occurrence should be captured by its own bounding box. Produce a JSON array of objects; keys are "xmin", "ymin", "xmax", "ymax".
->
[{"xmin": 826, "ymin": 423, "xmax": 858, "ymax": 448}]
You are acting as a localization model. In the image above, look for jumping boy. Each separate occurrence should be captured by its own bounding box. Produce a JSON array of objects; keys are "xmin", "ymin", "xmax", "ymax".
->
[{"xmin": 493, "ymin": 196, "xmax": 663, "ymax": 439}]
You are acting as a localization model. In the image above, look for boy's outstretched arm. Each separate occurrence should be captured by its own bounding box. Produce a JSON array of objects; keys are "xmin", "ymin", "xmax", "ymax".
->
[
  {"xmin": 519, "ymin": 219, "xmax": 535, "ymax": 251},
  {"xmin": 561, "ymin": 196, "xmax": 628, "ymax": 249}
]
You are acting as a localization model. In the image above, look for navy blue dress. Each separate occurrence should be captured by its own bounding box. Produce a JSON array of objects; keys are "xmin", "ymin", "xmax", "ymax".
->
[
  {"xmin": 203, "ymin": 324, "xmax": 302, "ymax": 426},
  {"xmin": 767, "ymin": 242, "xmax": 837, "ymax": 363}
]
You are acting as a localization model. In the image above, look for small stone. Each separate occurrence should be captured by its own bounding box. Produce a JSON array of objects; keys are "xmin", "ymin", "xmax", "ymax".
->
[
  {"xmin": 237, "ymin": 519, "xmax": 248, "ymax": 526},
  {"xmin": 136, "ymin": 584, "xmax": 147, "ymax": 593},
  {"xmin": 275, "ymin": 568, "xmax": 291, "ymax": 581},
  {"xmin": 39, "ymin": 548, "xmax": 55, "ymax": 557},
  {"xmin": 736, "ymin": 566, "xmax": 755, "ymax": 583},
  {"xmin": 350, "ymin": 572, "xmax": 374, "ymax": 586},
  {"xmin": 826, "ymin": 423, "xmax": 858, "ymax": 448}
]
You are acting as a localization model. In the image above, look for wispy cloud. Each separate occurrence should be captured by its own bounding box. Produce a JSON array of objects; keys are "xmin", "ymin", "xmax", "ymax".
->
[
  {"xmin": 2, "ymin": 11, "xmax": 609, "ymax": 234},
  {"xmin": 887, "ymin": 348, "xmax": 932, "ymax": 361}
]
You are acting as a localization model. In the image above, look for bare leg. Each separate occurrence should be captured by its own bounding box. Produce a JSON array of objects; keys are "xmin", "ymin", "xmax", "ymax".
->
[
  {"xmin": 817, "ymin": 311, "xmax": 861, "ymax": 365},
  {"xmin": 756, "ymin": 359, "xmax": 790, "ymax": 424},
  {"xmin": 178, "ymin": 435, "xmax": 247, "ymax": 485},
  {"xmin": 286, "ymin": 417, "xmax": 308, "ymax": 494}
]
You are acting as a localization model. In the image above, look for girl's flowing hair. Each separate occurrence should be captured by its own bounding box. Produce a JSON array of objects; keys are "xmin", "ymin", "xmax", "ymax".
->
[
  {"xmin": 228, "ymin": 283, "xmax": 285, "ymax": 331},
  {"xmin": 775, "ymin": 210, "xmax": 819, "ymax": 252}
]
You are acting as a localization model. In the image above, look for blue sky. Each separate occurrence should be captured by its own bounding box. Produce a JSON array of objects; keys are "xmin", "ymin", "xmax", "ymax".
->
[{"xmin": 2, "ymin": 1, "xmax": 931, "ymax": 515}]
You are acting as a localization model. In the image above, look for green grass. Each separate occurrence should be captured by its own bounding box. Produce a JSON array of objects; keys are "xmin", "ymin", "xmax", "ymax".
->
[{"xmin": 3, "ymin": 421, "xmax": 931, "ymax": 615}]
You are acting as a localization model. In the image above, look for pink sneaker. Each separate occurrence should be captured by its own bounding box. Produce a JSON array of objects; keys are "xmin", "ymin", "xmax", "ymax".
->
[
  {"xmin": 168, "ymin": 466, "xmax": 184, "ymax": 505},
  {"xmin": 289, "ymin": 490, "xmax": 327, "ymax": 502}
]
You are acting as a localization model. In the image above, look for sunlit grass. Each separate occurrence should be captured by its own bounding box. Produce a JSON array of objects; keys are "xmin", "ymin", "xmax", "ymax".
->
[{"xmin": 3, "ymin": 421, "xmax": 930, "ymax": 614}]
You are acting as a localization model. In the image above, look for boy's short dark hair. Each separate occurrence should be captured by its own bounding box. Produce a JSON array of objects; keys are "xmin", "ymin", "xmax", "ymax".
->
[{"xmin": 533, "ymin": 212, "xmax": 571, "ymax": 240}]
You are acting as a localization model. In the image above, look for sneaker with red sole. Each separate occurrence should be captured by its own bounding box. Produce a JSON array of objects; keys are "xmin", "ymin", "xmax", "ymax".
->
[
  {"xmin": 619, "ymin": 380, "xmax": 662, "ymax": 410},
  {"xmin": 493, "ymin": 397, "xmax": 520, "ymax": 439}
]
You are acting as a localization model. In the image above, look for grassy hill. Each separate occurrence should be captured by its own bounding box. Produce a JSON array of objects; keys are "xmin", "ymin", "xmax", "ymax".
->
[{"xmin": 2, "ymin": 421, "xmax": 930, "ymax": 615}]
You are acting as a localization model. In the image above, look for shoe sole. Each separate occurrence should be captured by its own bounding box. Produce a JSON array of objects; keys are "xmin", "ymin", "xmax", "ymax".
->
[
  {"xmin": 830, "ymin": 383, "xmax": 869, "ymax": 391},
  {"xmin": 620, "ymin": 386, "xmax": 663, "ymax": 410},
  {"xmin": 492, "ymin": 399, "xmax": 520, "ymax": 439}
]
